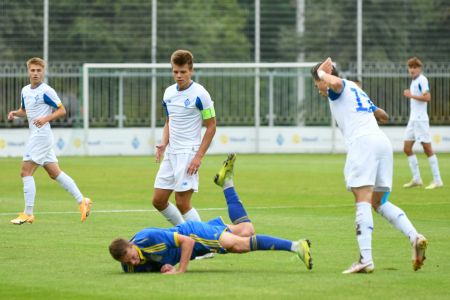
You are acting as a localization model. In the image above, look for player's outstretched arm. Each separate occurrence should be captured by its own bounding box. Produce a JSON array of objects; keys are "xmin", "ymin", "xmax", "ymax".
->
[
  {"xmin": 7, "ymin": 107, "xmax": 26, "ymax": 120},
  {"xmin": 374, "ymin": 107, "xmax": 389, "ymax": 124},
  {"xmin": 174, "ymin": 234, "xmax": 195, "ymax": 274}
]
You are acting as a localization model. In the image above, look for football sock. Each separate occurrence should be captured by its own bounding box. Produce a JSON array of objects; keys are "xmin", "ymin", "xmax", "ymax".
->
[
  {"xmin": 160, "ymin": 202, "xmax": 185, "ymax": 225},
  {"xmin": 223, "ymin": 177, "xmax": 234, "ymax": 190},
  {"xmin": 428, "ymin": 154, "xmax": 442, "ymax": 183},
  {"xmin": 23, "ymin": 176, "xmax": 36, "ymax": 215},
  {"xmin": 377, "ymin": 201, "xmax": 417, "ymax": 244},
  {"xmin": 182, "ymin": 207, "xmax": 201, "ymax": 222},
  {"xmin": 355, "ymin": 202, "xmax": 373, "ymax": 263},
  {"xmin": 407, "ymin": 155, "xmax": 421, "ymax": 182},
  {"xmin": 249, "ymin": 235, "xmax": 292, "ymax": 252},
  {"xmin": 56, "ymin": 172, "xmax": 83, "ymax": 203},
  {"xmin": 224, "ymin": 187, "xmax": 250, "ymax": 224}
]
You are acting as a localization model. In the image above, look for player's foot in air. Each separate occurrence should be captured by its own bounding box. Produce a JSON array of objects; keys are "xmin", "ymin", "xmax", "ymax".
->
[
  {"xmin": 342, "ymin": 260, "xmax": 374, "ymax": 274},
  {"xmin": 403, "ymin": 179, "xmax": 423, "ymax": 188},
  {"xmin": 425, "ymin": 181, "xmax": 443, "ymax": 190},
  {"xmin": 10, "ymin": 212, "xmax": 35, "ymax": 225},
  {"xmin": 295, "ymin": 239, "xmax": 313, "ymax": 270},
  {"xmin": 412, "ymin": 234, "xmax": 428, "ymax": 271},
  {"xmin": 214, "ymin": 153, "xmax": 236, "ymax": 187},
  {"xmin": 79, "ymin": 197, "xmax": 92, "ymax": 222}
]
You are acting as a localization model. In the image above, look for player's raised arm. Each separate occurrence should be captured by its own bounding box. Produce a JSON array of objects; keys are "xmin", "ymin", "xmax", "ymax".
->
[{"xmin": 317, "ymin": 57, "xmax": 343, "ymax": 93}]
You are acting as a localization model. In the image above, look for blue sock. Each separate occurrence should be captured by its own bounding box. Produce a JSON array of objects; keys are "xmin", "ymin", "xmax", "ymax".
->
[
  {"xmin": 249, "ymin": 235, "xmax": 292, "ymax": 252},
  {"xmin": 224, "ymin": 187, "xmax": 251, "ymax": 224}
]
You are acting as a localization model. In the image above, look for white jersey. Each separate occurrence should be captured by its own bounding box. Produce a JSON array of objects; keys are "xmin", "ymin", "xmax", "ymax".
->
[
  {"xmin": 21, "ymin": 82, "xmax": 62, "ymax": 135},
  {"xmin": 162, "ymin": 81, "xmax": 214, "ymax": 153},
  {"xmin": 328, "ymin": 80, "xmax": 383, "ymax": 146},
  {"xmin": 408, "ymin": 73, "xmax": 429, "ymax": 122}
]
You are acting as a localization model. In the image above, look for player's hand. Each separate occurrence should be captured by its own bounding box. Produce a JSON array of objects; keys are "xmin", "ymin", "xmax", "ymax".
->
[
  {"xmin": 403, "ymin": 89, "xmax": 412, "ymax": 98},
  {"xmin": 7, "ymin": 111, "xmax": 16, "ymax": 121},
  {"xmin": 33, "ymin": 116, "xmax": 48, "ymax": 128},
  {"xmin": 155, "ymin": 144, "xmax": 166, "ymax": 163},
  {"xmin": 160, "ymin": 264, "xmax": 176, "ymax": 274},
  {"xmin": 318, "ymin": 57, "xmax": 333, "ymax": 74},
  {"xmin": 187, "ymin": 156, "xmax": 201, "ymax": 175}
]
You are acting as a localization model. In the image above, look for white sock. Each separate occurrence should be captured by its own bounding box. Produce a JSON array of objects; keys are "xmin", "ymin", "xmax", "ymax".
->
[
  {"xmin": 160, "ymin": 202, "xmax": 185, "ymax": 225},
  {"xmin": 407, "ymin": 155, "xmax": 421, "ymax": 182},
  {"xmin": 23, "ymin": 176, "xmax": 36, "ymax": 215},
  {"xmin": 428, "ymin": 155, "xmax": 442, "ymax": 183},
  {"xmin": 377, "ymin": 202, "xmax": 418, "ymax": 244},
  {"xmin": 223, "ymin": 178, "xmax": 234, "ymax": 190},
  {"xmin": 56, "ymin": 172, "xmax": 83, "ymax": 203},
  {"xmin": 183, "ymin": 207, "xmax": 201, "ymax": 222},
  {"xmin": 355, "ymin": 202, "xmax": 373, "ymax": 263}
]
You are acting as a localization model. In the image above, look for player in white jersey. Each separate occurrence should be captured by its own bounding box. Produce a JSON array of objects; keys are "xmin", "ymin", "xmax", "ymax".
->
[
  {"xmin": 152, "ymin": 50, "xmax": 216, "ymax": 228},
  {"xmin": 402, "ymin": 57, "xmax": 443, "ymax": 189},
  {"xmin": 7, "ymin": 57, "xmax": 91, "ymax": 225},
  {"xmin": 311, "ymin": 57, "xmax": 427, "ymax": 274}
]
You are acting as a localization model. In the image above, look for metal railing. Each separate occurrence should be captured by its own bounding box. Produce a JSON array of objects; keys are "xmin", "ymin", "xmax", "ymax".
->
[{"xmin": 1, "ymin": 62, "xmax": 450, "ymax": 129}]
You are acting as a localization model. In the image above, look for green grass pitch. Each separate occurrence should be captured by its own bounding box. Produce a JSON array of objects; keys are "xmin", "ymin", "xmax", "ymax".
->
[{"xmin": 1, "ymin": 153, "xmax": 449, "ymax": 300}]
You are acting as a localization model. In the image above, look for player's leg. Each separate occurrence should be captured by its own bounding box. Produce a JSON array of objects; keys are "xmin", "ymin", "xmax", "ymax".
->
[
  {"xmin": 153, "ymin": 153, "xmax": 185, "ymax": 225},
  {"xmin": 403, "ymin": 140, "xmax": 423, "ymax": 188},
  {"xmin": 173, "ymin": 153, "xmax": 201, "ymax": 222},
  {"xmin": 153, "ymin": 188, "xmax": 184, "ymax": 225},
  {"xmin": 214, "ymin": 154, "xmax": 253, "ymax": 237},
  {"xmin": 10, "ymin": 160, "xmax": 39, "ymax": 225},
  {"xmin": 422, "ymin": 143, "xmax": 443, "ymax": 189},
  {"xmin": 44, "ymin": 161, "xmax": 92, "ymax": 222},
  {"xmin": 343, "ymin": 187, "xmax": 375, "ymax": 274},
  {"xmin": 342, "ymin": 138, "xmax": 377, "ymax": 274},
  {"xmin": 373, "ymin": 191, "xmax": 428, "ymax": 271},
  {"xmin": 175, "ymin": 189, "xmax": 201, "ymax": 221},
  {"xmin": 218, "ymin": 231, "xmax": 312, "ymax": 270}
]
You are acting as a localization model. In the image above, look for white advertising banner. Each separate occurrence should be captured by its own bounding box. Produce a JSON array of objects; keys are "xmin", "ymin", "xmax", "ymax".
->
[{"xmin": 1, "ymin": 126, "xmax": 450, "ymax": 157}]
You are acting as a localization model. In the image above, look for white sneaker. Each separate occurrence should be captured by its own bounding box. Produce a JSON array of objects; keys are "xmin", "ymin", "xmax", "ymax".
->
[
  {"xmin": 195, "ymin": 253, "xmax": 215, "ymax": 260},
  {"xmin": 425, "ymin": 181, "xmax": 443, "ymax": 190},
  {"xmin": 412, "ymin": 234, "xmax": 428, "ymax": 271},
  {"xmin": 403, "ymin": 179, "xmax": 423, "ymax": 188},
  {"xmin": 342, "ymin": 260, "xmax": 374, "ymax": 274}
]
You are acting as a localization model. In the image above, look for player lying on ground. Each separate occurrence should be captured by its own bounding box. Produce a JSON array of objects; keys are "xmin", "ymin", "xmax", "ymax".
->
[{"xmin": 109, "ymin": 154, "xmax": 312, "ymax": 274}]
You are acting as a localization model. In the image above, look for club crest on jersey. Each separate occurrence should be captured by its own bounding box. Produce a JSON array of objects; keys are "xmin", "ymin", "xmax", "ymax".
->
[
  {"xmin": 35, "ymin": 95, "xmax": 40, "ymax": 103},
  {"xmin": 184, "ymin": 98, "xmax": 190, "ymax": 107}
]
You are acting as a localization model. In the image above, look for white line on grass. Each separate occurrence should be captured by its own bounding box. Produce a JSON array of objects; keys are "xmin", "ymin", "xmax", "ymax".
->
[{"xmin": 0, "ymin": 201, "xmax": 448, "ymax": 216}]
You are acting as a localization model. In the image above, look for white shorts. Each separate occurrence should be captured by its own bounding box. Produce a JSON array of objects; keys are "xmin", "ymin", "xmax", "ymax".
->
[
  {"xmin": 344, "ymin": 134, "xmax": 392, "ymax": 192},
  {"xmin": 404, "ymin": 121, "xmax": 431, "ymax": 143},
  {"xmin": 23, "ymin": 134, "xmax": 58, "ymax": 166},
  {"xmin": 154, "ymin": 152, "xmax": 199, "ymax": 192}
]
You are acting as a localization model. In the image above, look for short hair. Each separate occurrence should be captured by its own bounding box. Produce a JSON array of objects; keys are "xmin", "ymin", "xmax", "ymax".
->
[
  {"xmin": 109, "ymin": 238, "xmax": 131, "ymax": 261},
  {"xmin": 26, "ymin": 57, "xmax": 45, "ymax": 69},
  {"xmin": 407, "ymin": 57, "xmax": 423, "ymax": 68},
  {"xmin": 171, "ymin": 50, "xmax": 194, "ymax": 69},
  {"xmin": 310, "ymin": 60, "xmax": 339, "ymax": 81}
]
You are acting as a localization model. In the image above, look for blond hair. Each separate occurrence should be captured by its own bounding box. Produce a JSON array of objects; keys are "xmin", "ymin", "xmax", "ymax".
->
[
  {"xmin": 170, "ymin": 50, "xmax": 194, "ymax": 69},
  {"xmin": 26, "ymin": 57, "xmax": 45, "ymax": 69},
  {"xmin": 407, "ymin": 57, "xmax": 423, "ymax": 68}
]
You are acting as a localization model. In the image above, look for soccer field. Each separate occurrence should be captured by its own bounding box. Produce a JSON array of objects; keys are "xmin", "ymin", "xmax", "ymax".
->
[{"xmin": 1, "ymin": 154, "xmax": 449, "ymax": 300}]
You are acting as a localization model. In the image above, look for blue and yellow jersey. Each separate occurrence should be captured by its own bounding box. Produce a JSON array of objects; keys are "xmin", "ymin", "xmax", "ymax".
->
[{"xmin": 121, "ymin": 217, "xmax": 229, "ymax": 273}]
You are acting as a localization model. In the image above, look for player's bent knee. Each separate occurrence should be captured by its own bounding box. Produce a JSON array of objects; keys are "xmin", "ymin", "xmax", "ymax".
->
[{"xmin": 152, "ymin": 198, "xmax": 168, "ymax": 211}]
